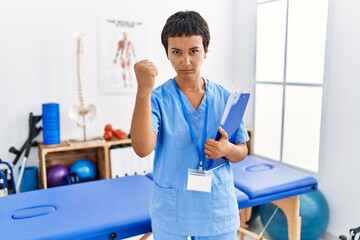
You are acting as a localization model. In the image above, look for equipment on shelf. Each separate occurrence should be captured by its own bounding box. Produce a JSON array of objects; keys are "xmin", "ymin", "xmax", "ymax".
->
[
  {"xmin": 68, "ymin": 159, "xmax": 97, "ymax": 184},
  {"xmin": 47, "ymin": 165, "xmax": 70, "ymax": 187}
]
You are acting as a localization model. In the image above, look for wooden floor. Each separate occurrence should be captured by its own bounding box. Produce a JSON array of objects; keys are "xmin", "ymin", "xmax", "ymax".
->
[
  {"xmin": 124, "ymin": 216, "xmax": 334, "ymax": 240},
  {"xmin": 124, "ymin": 217, "xmax": 272, "ymax": 240}
]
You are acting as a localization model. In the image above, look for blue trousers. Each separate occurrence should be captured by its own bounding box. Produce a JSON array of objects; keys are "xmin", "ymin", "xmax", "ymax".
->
[{"xmin": 152, "ymin": 228, "xmax": 238, "ymax": 240}]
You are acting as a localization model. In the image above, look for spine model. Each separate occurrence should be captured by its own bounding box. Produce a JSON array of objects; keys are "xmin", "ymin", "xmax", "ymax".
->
[
  {"xmin": 76, "ymin": 33, "xmax": 87, "ymax": 112},
  {"xmin": 69, "ymin": 32, "xmax": 97, "ymax": 141}
]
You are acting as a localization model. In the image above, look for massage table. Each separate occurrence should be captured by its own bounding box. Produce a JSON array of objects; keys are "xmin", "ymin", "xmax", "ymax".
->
[
  {"xmin": 231, "ymin": 156, "xmax": 318, "ymax": 240},
  {"xmin": 0, "ymin": 175, "xmax": 153, "ymax": 240},
  {"xmin": 0, "ymin": 156, "xmax": 317, "ymax": 240},
  {"xmin": 145, "ymin": 155, "xmax": 317, "ymax": 240}
]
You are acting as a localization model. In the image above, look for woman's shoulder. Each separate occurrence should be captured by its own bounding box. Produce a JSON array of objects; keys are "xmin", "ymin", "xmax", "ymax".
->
[
  {"xmin": 152, "ymin": 79, "xmax": 174, "ymax": 97},
  {"xmin": 206, "ymin": 79, "xmax": 231, "ymax": 99}
]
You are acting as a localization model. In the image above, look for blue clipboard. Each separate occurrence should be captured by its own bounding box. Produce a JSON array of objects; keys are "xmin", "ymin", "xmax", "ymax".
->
[{"xmin": 203, "ymin": 92, "xmax": 250, "ymax": 171}]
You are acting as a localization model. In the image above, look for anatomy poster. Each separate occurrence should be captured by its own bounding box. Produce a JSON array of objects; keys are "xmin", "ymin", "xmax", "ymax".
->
[{"xmin": 98, "ymin": 17, "xmax": 147, "ymax": 94}]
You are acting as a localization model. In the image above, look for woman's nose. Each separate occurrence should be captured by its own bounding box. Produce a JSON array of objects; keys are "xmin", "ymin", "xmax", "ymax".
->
[{"xmin": 181, "ymin": 54, "xmax": 191, "ymax": 66}]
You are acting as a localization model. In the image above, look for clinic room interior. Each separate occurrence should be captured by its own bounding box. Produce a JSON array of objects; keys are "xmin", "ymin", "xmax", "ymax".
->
[{"xmin": 0, "ymin": 0, "xmax": 359, "ymax": 239}]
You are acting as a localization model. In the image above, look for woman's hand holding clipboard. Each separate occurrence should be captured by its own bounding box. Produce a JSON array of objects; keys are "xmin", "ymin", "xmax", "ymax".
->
[{"xmin": 203, "ymin": 92, "xmax": 250, "ymax": 171}]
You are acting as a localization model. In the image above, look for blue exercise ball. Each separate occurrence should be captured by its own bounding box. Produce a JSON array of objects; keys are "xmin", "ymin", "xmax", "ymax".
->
[
  {"xmin": 47, "ymin": 164, "xmax": 69, "ymax": 187},
  {"xmin": 69, "ymin": 159, "xmax": 97, "ymax": 183},
  {"xmin": 259, "ymin": 189, "xmax": 329, "ymax": 240}
]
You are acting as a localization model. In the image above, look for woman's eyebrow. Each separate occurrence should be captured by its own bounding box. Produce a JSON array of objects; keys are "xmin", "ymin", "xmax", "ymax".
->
[{"xmin": 189, "ymin": 47, "xmax": 200, "ymax": 50}]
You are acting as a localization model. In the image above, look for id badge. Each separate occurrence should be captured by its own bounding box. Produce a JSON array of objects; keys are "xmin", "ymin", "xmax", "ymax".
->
[{"xmin": 187, "ymin": 169, "xmax": 212, "ymax": 192}]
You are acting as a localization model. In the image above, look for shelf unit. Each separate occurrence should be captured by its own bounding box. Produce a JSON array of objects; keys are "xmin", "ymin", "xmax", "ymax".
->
[
  {"xmin": 38, "ymin": 138, "xmax": 131, "ymax": 189},
  {"xmin": 38, "ymin": 128, "xmax": 252, "ymax": 189}
]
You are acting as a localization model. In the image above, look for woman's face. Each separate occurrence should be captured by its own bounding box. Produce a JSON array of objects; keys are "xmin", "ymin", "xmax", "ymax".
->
[{"xmin": 167, "ymin": 35, "xmax": 207, "ymax": 80}]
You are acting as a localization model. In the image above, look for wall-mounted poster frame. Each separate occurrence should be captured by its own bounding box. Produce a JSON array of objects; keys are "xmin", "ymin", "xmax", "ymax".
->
[{"xmin": 97, "ymin": 17, "xmax": 147, "ymax": 95}]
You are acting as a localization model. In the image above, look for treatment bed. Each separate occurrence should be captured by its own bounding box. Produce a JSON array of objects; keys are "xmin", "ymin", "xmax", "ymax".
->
[
  {"xmin": 0, "ymin": 155, "xmax": 317, "ymax": 240},
  {"xmin": 231, "ymin": 156, "xmax": 318, "ymax": 239},
  {"xmin": 0, "ymin": 175, "xmax": 153, "ymax": 240},
  {"xmin": 146, "ymin": 155, "xmax": 318, "ymax": 240}
]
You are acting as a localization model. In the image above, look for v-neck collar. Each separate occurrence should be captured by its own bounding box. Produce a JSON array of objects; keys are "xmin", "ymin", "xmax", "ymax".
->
[{"xmin": 173, "ymin": 78, "xmax": 208, "ymax": 115}]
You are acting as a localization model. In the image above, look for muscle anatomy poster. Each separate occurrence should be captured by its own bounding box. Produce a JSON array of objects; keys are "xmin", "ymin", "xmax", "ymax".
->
[{"xmin": 98, "ymin": 17, "xmax": 147, "ymax": 94}]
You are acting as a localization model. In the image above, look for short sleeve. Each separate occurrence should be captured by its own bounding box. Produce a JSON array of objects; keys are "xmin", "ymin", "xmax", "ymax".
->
[
  {"xmin": 151, "ymin": 91, "xmax": 161, "ymax": 135},
  {"xmin": 235, "ymin": 120, "xmax": 250, "ymax": 144}
]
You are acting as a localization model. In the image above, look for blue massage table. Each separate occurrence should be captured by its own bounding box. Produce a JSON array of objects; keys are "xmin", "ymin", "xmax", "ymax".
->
[
  {"xmin": 145, "ymin": 155, "xmax": 317, "ymax": 240},
  {"xmin": 0, "ymin": 156, "xmax": 317, "ymax": 240},
  {"xmin": 0, "ymin": 175, "xmax": 153, "ymax": 240},
  {"xmin": 231, "ymin": 156, "xmax": 318, "ymax": 240}
]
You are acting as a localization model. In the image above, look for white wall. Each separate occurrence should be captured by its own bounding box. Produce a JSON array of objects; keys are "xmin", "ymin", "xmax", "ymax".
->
[
  {"xmin": 1, "ymin": 0, "xmax": 359, "ymax": 237},
  {"xmin": 234, "ymin": 0, "xmax": 257, "ymax": 126},
  {"xmin": 320, "ymin": 0, "xmax": 360, "ymax": 235},
  {"xmin": 0, "ymin": 0, "xmax": 238, "ymax": 165}
]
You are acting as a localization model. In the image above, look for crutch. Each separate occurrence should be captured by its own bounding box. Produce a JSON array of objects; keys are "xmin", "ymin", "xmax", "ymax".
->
[{"xmin": 11, "ymin": 113, "xmax": 42, "ymax": 193}]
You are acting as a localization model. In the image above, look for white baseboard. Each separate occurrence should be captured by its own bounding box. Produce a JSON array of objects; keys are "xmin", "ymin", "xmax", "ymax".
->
[{"xmin": 323, "ymin": 231, "xmax": 340, "ymax": 240}]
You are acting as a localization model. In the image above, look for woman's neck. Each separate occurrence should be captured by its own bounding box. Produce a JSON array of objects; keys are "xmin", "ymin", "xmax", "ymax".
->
[
  {"xmin": 174, "ymin": 76, "xmax": 205, "ymax": 93},
  {"xmin": 174, "ymin": 76, "xmax": 206, "ymax": 110}
]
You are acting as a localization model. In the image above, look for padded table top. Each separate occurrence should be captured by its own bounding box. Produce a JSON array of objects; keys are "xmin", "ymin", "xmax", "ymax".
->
[
  {"xmin": 0, "ymin": 175, "xmax": 153, "ymax": 240},
  {"xmin": 147, "ymin": 157, "xmax": 317, "ymax": 209},
  {"xmin": 231, "ymin": 156, "xmax": 317, "ymax": 207}
]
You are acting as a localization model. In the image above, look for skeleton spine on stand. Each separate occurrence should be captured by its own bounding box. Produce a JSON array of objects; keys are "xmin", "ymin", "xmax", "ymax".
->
[{"xmin": 69, "ymin": 32, "xmax": 97, "ymax": 141}]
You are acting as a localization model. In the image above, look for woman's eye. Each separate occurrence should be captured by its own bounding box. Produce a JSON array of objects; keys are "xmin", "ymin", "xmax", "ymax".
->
[{"xmin": 172, "ymin": 50, "xmax": 181, "ymax": 55}]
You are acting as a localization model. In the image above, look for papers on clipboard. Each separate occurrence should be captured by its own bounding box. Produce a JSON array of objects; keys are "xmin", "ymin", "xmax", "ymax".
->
[{"xmin": 203, "ymin": 92, "xmax": 250, "ymax": 172}]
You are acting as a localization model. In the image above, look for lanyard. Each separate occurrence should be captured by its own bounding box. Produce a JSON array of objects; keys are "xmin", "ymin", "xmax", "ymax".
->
[{"xmin": 173, "ymin": 79, "xmax": 209, "ymax": 172}]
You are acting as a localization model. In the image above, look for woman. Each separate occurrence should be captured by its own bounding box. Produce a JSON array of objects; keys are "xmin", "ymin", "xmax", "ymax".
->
[{"xmin": 131, "ymin": 10, "xmax": 249, "ymax": 240}]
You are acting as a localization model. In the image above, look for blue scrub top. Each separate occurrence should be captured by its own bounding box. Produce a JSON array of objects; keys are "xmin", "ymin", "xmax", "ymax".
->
[{"xmin": 150, "ymin": 79, "xmax": 249, "ymax": 236}]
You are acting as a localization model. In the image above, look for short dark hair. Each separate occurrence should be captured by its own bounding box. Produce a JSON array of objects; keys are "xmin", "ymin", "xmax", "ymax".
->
[{"xmin": 161, "ymin": 11, "xmax": 210, "ymax": 56}]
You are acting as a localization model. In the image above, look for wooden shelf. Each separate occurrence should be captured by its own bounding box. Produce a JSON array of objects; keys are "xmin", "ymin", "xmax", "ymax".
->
[
  {"xmin": 38, "ymin": 138, "xmax": 131, "ymax": 189},
  {"xmin": 38, "ymin": 128, "xmax": 252, "ymax": 189}
]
